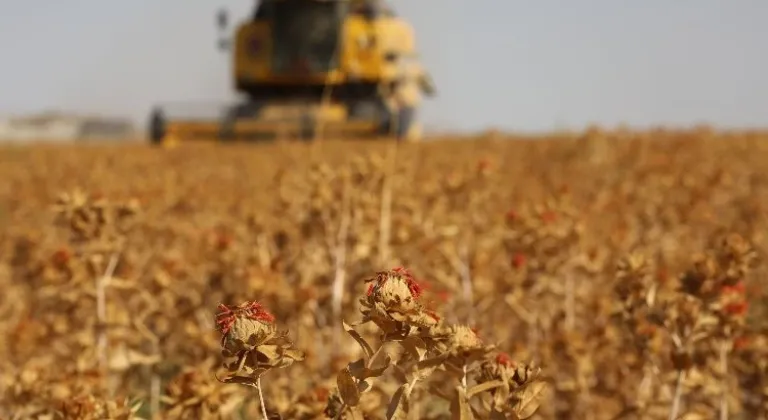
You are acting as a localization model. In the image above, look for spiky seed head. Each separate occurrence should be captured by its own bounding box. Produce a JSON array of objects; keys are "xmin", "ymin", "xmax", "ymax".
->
[
  {"xmin": 480, "ymin": 352, "xmax": 516, "ymax": 382},
  {"xmin": 366, "ymin": 267, "xmax": 423, "ymax": 311},
  {"xmin": 216, "ymin": 301, "xmax": 276, "ymax": 354},
  {"xmin": 449, "ymin": 324, "xmax": 484, "ymax": 352}
]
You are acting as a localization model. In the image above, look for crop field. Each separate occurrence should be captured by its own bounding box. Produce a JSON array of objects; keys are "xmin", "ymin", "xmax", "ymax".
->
[{"xmin": 0, "ymin": 129, "xmax": 767, "ymax": 419}]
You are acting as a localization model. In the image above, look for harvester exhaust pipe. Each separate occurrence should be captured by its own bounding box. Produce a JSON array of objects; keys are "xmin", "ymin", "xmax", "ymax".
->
[{"xmin": 216, "ymin": 8, "xmax": 230, "ymax": 51}]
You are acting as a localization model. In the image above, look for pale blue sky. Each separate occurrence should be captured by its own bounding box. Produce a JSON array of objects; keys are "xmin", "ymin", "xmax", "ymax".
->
[{"xmin": 1, "ymin": 1, "xmax": 766, "ymax": 133}]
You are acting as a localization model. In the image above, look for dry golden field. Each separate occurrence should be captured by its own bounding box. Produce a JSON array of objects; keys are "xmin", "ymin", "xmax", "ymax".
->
[{"xmin": 1, "ymin": 128, "xmax": 767, "ymax": 419}]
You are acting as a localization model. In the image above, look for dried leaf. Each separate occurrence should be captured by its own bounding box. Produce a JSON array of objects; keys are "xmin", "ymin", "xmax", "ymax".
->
[
  {"xmin": 400, "ymin": 336, "xmax": 428, "ymax": 361},
  {"xmin": 369, "ymin": 346, "xmax": 391, "ymax": 370},
  {"xmin": 512, "ymin": 380, "xmax": 549, "ymax": 419},
  {"xmin": 257, "ymin": 344, "xmax": 279, "ymax": 361},
  {"xmin": 467, "ymin": 379, "xmax": 505, "ymax": 398},
  {"xmin": 214, "ymin": 374, "xmax": 259, "ymax": 388},
  {"xmin": 348, "ymin": 355, "xmax": 391, "ymax": 380},
  {"xmin": 450, "ymin": 386, "xmax": 473, "ymax": 420},
  {"xmin": 282, "ymin": 348, "xmax": 306, "ymax": 361},
  {"xmin": 337, "ymin": 367, "xmax": 361, "ymax": 407},
  {"xmin": 386, "ymin": 384, "xmax": 410, "ymax": 420},
  {"xmin": 347, "ymin": 406, "xmax": 366, "ymax": 420},
  {"xmin": 391, "ymin": 364, "xmax": 408, "ymax": 384},
  {"xmin": 492, "ymin": 380, "xmax": 510, "ymax": 411},
  {"xmin": 416, "ymin": 354, "xmax": 448, "ymax": 370},
  {"xmin": 343, "ymin": 320, "xmax": 374, "ymax": 361}
]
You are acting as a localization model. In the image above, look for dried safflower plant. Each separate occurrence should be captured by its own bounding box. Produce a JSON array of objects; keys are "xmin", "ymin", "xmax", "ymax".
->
[
  {"xmin": 214, "ymin": 300, "xmax": 304, "ymax": 419},
  {"xmin": 162, "ymin": 362, "xmax": 245, "ymax": 419},
  {"xmin": 473, "ymin": 352, "xmax": 550, "ymax": 419},
  {"xmin": 332, "ymin": 267, "xmax": 548, "ymax": 420},
  {"xmin": 330, "ymin": 267, "xmax": 430, "ymax": 418},
  {"xmin": 613, "ymin": 234, "xmax": 759, "ymax": 419},
  {"xmin": 359, "ymin": 266, "xmax": 441, "ymax": 337}
]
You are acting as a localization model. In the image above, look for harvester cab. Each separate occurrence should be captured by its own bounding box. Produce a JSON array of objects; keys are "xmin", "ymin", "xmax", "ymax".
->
[{"xmin": 148, "ymin": 0, "xmax": 436, "ymax": 145}]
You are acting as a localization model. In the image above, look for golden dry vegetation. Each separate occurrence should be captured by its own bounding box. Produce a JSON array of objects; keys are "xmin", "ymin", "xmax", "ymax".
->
[{"xmin": 0, "ymin": 128, "xmax": 767, "ymax": 419}]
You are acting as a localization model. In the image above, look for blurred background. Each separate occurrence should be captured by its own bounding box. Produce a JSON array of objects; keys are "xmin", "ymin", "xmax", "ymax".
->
[
  {"xmin": 3, "ymin": 3, "xmax": 768, "ymax": 419},
  {"xmin": 1, "ymin": 0, "xmax": 766, "ymax": 139}
]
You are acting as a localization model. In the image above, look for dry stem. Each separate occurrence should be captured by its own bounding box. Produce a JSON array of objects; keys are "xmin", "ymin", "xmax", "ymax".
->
[
  {"xmin": 459, "ymin": 244, "xmax": 476, "ymax": 326},
  {"xmin": 719, "ymin": 342, "xmax": 729, "ymax": 420},
  {"xmin": 377, "ymin": 143, "xmax": 397, "ymax": 265},
  {"xmin": 257, "ymin": 375, "xmax": 268, "ymax": 420},
  {"xmin": 150, "ymin": 371, "xmax": 160, "ymax": 416},
  {"xmin": 564, "ymin": 274, "xmax": 576, "ymax": 331},
  {"xmin": 97, "ymin": 253, "xmax": 119, "ymax": 384},
  {"xmin": 669, "ymin": 369, "xmax": 686, "ymax": 420},
  {"xmin": 331, "ymin": 181, "xmax": 352, "ymax": 358}
]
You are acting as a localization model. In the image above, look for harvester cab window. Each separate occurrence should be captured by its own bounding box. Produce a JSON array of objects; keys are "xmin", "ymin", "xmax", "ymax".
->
[
  {"xmin": 270, "ymin": 1, "xmax": 344, "ymax": 73},
  {"xmin": 352, "ymin": 0, "xmax": 395, "ymax": 19}
]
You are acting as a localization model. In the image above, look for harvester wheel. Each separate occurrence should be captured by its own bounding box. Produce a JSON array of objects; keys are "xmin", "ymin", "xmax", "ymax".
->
[
  {"xmin": 219, "ymin": 102, "xmax": 265, "ymax": 142},
  {"xmin": 299, "ymin": 113, "xmax": 314, "ymax": 141}
]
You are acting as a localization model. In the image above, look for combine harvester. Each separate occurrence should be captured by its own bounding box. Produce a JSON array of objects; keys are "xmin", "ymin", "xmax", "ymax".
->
[{"xmin": 148, "ymin": 0, "xmax": 436, "ymax": 145}]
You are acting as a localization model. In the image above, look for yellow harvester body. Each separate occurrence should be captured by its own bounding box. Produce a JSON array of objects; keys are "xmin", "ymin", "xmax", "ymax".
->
[{"xmin": 148, "ymin": 0, "xmax": 435, "ymax": 144}]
